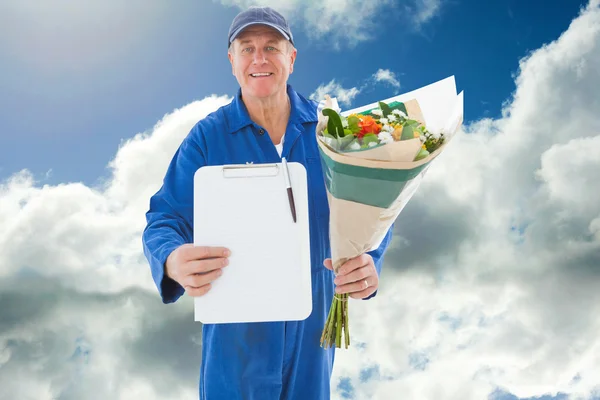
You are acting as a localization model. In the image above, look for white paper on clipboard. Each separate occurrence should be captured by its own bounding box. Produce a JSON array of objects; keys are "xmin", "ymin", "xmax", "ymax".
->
[{"xmin": 193, "ymin": 161, "xmax": 312, "ymax": 324}]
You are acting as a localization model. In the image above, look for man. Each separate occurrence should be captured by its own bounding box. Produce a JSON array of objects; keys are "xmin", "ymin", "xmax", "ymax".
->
[{"xmin": 142, "ymin": 6, "xmax": 393, "ymax": 399}]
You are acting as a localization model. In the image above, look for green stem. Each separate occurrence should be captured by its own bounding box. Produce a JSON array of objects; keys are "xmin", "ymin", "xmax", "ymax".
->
[
  {"xmin": 342, "ymin": 295, "xmax": 347, "ymax": 348},
  {"xmin": 320, "ymin": 299, "xmax": 334, "ymax": 347},
  {"xmin": 320, "ymin": 291, "xmax": 353, "ymax": 349},
  {"xmin": 344, "ymin": 295, "xmax": 350, "ymax": 348},
  {"xmin": 336, "ymin": 296, "xmax": 342, "ymax": 348},
  {"xmin": 323, "ymin": 298, "xmax": 337, "ymax": 348},
  {"xmin": 329, "ymin": 299, "xmax": 337, "ymax": 347}
]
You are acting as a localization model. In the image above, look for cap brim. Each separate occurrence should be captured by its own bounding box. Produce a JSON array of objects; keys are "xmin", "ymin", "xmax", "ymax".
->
[{"xmin": 229, "ymin": 22, "xmax": 291, "ymax": 44}]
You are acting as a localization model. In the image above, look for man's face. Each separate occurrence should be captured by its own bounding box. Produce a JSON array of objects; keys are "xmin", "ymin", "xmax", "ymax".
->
[{"xmin": 228, "ymin": 25, "xmax": 296, "ymax": 101}]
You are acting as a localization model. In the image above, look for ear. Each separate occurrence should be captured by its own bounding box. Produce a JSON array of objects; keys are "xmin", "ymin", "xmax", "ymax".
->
[
  {"xmin": 228, "ymin": 51, "xmax": 235, "ymax": 75},
  {"xmin": 289, "ymin": 48, "xmax": 297, "ymax": 74}
]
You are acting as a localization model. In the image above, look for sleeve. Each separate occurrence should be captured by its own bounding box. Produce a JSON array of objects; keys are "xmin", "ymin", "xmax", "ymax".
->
[
  {"xmin": 142, "ymin": 128, "xmax": 207, "ymax": 304},
  {"xmin": 363, "ymin": 222, "xmax": 395, "ymax": 300}
]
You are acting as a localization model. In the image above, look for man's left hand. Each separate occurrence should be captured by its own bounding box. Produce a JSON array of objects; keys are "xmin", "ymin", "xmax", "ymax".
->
[{"xmin": 323, "ymin": 254, "xmax": 378, "ymax": 299}]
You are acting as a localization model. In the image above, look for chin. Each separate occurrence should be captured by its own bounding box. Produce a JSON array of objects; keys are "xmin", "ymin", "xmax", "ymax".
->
[{"xmin": 245, "ymin": 80, "xmax": 283, "ymax": 98}]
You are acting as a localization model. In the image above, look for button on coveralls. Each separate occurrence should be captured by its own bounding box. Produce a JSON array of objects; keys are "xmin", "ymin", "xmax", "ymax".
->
[{"xmin": 142, "ymin": 85, "xmax": 393, "ymax": 399}]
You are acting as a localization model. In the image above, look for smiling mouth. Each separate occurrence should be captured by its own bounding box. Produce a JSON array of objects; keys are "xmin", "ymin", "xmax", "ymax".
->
[{"xmin": 250, "ymin": 73, "xmax": 273, "ymax": 77}]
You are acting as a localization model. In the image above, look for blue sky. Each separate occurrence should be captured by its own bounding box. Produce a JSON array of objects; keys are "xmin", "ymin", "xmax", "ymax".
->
[{"xmin": 0, "ymin": 0, "xmax": 588, "ymax": 187}]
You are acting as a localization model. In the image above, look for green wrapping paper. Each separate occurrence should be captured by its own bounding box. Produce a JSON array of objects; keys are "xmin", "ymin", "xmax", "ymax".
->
[{"xmin": 318, "ymin": 145, "xmax": 431, "ymax": 208}]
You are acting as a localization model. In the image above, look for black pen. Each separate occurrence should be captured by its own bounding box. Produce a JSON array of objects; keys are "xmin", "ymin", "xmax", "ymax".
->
[{"xmin": 281, "ymin": 157, "xmax": 297, "ymax": 223}]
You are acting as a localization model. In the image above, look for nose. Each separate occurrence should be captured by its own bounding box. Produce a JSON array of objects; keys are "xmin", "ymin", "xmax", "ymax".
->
[{"xmin": 252, "ymin": 48, "xmax": 267, "ymax": 64}]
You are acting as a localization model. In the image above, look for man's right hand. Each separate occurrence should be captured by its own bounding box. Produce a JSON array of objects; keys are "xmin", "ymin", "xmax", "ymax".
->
[{"xmin": 165, "ymin": 244, "xmax": 230, "ymax": 297}]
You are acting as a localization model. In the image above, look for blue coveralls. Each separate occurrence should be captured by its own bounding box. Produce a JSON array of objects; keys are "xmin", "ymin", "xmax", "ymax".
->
[{"xmin": 142, "ymin": 84, "xmax": 393, "ymax": 399}]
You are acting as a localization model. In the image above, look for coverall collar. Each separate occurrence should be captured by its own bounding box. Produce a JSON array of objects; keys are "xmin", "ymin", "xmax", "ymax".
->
[{"xmin": 226, "ymin": 84, "xmax": 317, "ymax": 134}]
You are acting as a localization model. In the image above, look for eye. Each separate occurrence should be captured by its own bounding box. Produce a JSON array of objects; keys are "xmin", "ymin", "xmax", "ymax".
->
[{"xmin": 266, "ymin": 46, "xmax": 277, "ymax": 51}]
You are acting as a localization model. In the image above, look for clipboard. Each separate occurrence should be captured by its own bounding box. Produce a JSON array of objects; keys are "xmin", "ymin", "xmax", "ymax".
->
[{"xmin": 193, "ymin": 161, "xmax": 312, "ymax": 324}]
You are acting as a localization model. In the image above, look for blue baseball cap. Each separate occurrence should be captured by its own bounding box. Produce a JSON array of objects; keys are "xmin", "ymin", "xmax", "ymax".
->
[{"xmin": 228, "ymin": 6, "xmax": 294, "ymax": 48}]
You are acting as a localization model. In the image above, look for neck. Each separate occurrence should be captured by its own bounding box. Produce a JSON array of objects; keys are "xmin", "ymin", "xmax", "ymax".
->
[{"xmin": 242, "ymin": 89, "xmax": 291, "ymax": 132}]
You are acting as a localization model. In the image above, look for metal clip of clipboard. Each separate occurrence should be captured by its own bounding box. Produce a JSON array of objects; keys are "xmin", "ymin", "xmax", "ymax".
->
[{"xmin": 222, "ymin": 162, "xmax": 280, "ymax": 179}]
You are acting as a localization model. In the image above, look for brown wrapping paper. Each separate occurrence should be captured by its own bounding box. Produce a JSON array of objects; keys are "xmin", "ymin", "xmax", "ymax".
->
[{"xmin": 325, "ymin": 158, "xmax": 429, "ymax": 274}]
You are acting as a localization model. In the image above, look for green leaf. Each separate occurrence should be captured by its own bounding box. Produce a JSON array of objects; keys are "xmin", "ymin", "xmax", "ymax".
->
[
  {"xmin": 401, "ymin": 125, "xmax": 414, "ymax": 140},
  {"xmin": 362, "ymin": 133, "xmax": 379, "ymax": 146},
  {"xmin": 343, "ymin": 129, "xmax": 353, "ymax": 137},
  {"xmin": 338, "ymin": 134, "xmax": 356, "ymax": 150},
  {"xmin": 389, "ymin": 101, "xmax": 408, "ymax": 117},
  {"xmin": 322, "ymin": 108, "xmax": 345, "ymax": 138},
  {"xmin": 378, "ymin": 101, "xmax": 392, "ymax": 118},
  {"xmin": 414, "ymin": 147, "xmax": 429, "ymax": 161},
  {"xmin": 346, "ymin": 138, "xmax": 360, "ymax": 150},
  {"xmin": 347, "ymin": 115, "xmax": 361, "ymax": 133},
  {"xmin": 405, "ymin": 119, "xmax": 420, "ymax": 127}
]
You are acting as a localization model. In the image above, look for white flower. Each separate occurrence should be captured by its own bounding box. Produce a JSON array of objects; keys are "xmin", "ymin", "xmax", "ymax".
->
[
  {"xmin": 380, "ymin": 117, "xmax": 389, "ymax": 124},
  {"xmin": 342, "ymin": 119, "xmax": 348, "ymax": 128},
  {"xmin": 371, "ymin": 109, "xmax": 383, "ymax": 116},
  {"xmin": 378, "ymin": 131, "xmax": 394, "ymax": 144},
  {"xmin": 392, "ymin": 109, "xmax": 407, "ymax": 118},
  {"xmin": 387, "ymin": 114, "xmax": 397, "ymax": 122},
  {"xmin": 349, "ymin": 141, "xmax": 361, "ymax": 150}
]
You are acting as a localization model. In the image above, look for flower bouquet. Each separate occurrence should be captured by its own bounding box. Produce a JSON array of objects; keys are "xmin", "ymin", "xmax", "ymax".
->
[{"xmin": 317, "ymin": 76, "xmax": 464, "ymax": 349}]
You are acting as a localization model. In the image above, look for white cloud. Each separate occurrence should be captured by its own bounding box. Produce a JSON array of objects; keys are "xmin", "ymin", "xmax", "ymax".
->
[
  {"xmin": 2, "ymin": 1, "xmax": 600, "ymax": 399},
  {"xmin": 413, "ymin": 0, "xmax": 443, "ymax": 25},
  {"xmin": 215, "ymin": 0, "xmax": 445, "ymax": 48},
  {"xmin": 0, "ymin": 281, "xmax": 202, "ymax": 400},
  {"xmin": 535, "ymin": 136, "xmax": 600, "ymax": 213},
  {"xmin": 309, "ymin": 79, "xmax": 361, "ymax": 106},
  {"xmin": 309, "ymin": 68, "xmax": 402, "ymax": 107},
  {"xmin": 373, "ymin": 68, "xmax": 401, "ymax": 88}
]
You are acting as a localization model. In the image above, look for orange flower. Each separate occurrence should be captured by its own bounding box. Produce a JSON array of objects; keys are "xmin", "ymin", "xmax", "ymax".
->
[{"xmin": 358, "ymin": 115, "xmax": 382, "ymax": 137}]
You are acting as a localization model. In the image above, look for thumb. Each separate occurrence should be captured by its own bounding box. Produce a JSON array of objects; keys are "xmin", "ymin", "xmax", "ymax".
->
[{"xmin": 323, "ymin": 258, "xmax": 333, "ymax": 270}]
